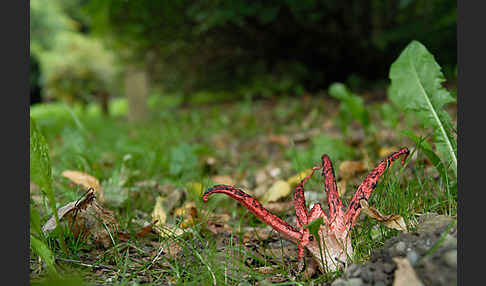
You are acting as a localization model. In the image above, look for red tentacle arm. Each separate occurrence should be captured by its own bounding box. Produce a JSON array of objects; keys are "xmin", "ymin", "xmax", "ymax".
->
[
  {"xmin": 293, "ymin": 165, "xmax": 323, "ymax": 228},
  {"xmin": 203, "ymin": 185, "xmax": 301, "ymax": 242},
  {"xmin": 292, "ymin": 165, "xmax": 324, "ymax": 259},
  {"xmin": 321, "ymin": 155, "xmax": 343, "ymax": 221},
  {"xmin": 344, "ymin": 147, "xmax": 410, "ymax": 231}
]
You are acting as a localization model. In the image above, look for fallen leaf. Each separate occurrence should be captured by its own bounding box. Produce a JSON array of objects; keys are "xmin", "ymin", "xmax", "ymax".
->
[
  {"xmin": 152, "ymin": 197, "xmax": 168, "ymax": 226},
  {"xmin": 151, "ymin": 189, "xmax": 184, "ymax": 226},
  {"xmin": 379, "ymin": 146, "xmax": 400, "ymax": 158},
  {"xmin": 338, "ymin": 161, "xmax": 366, "ymax": 180},
  {"xmin": 206, "ymin": 221, "xmax": 233, "ymax": 235},
  {"xmin": 174, "ymin": 202, "xmax": 198, "ymax": 228},
  {"xmin": 137, "ymin": 222, "xmax": 156, "ymax": 238},
  {"xmin": 337, "ymin": 180, "xmax": 347, "ymax": 197},
  {"xmin": 256, "ymin": 266, "xmax": 276, "ymax": 274},
  {"xmin": 287, "ymin": 169, "xmax": 312, "ymax": 188},
  {"xmin": 261, "ymin": 180, "xmax": 291, "ymax": 203},
  {"xmin": 210, "ymin": 175, "xmax": 234, "ymax": 186},
  {"xmin": 263, "ymin": 201, "xmax": 294, "ymax": 213},
  {"xmin": 153, "ymin": 223, "xmax": 187, "ymax": 238},
  {"xmin": 360, "ymin": 200, "xmax": 408, "ymax": 232},
  {"xmin": 392, "ymin": 257, "xmax": 424, "ymax": 286},
  {"xmin": 266, "ymin": 134, "xmax": 291, "ymax": 146},
  {"xmin": 42, "ymin": 190, "xmax": 118, "ymax": 248},
  {"xmin": 62, "ymin": 170, "xmax": 104, "ymax": 202}
]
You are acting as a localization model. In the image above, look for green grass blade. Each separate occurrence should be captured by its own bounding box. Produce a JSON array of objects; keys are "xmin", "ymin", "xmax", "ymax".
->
[
  {"xmin": 30, "ymin": 235, "xmax": 58, "ymax": 276},
  {"xmin": 30, "ymin": 117, "xmax": 68, "ymax": 255}
]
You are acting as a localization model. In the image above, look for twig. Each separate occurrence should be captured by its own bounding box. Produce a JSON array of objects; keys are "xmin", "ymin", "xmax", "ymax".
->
[{"xmin": 56, "ymin": 257, "xmax": 115, "ymax": 270}]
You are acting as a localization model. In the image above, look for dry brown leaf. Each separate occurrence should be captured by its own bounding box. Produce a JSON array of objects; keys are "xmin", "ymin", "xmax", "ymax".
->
[
  {"xmin": 42, "ymin": 190, "xmax": 118, "ymax": 248},
  {"xmin": 261, "ymin": 180, "xmax": 291, "ymax": 203},
  {"xmin": 392, "ymin": 257, "xmax": 424, "ymax": 286},
  {"xmin": 256, "ymin": 266, "xmax": 276, "ymax": 274},
  {"xmin": 62, "ymin": 170, "xmax": 104, "ymax": 203},
  {"xmin": 263, "ymin": 201, "xmax": 294, "ymax": 213},
  {"xmin": 210, "ymin": 175, "xmax": 234, "ymax": 186},
  {"xmin": 266, "ymin": 134, "xmax": 291, "ymax": 146},
  {"xmin": 153, "ymin": 223, "xmax": 187, "ymax": 238},
  {"xmin": 206, "ymin": 221, "xmax": 232, "ymax": 235},
  {"xmin": 136, "ymin": 222, "xmax": 156, "ymax": 238},
  {"xmin": 338, "ymin": 161, "xmax": 366, "ymax": 180},
  {"xmin": 174, "ymin": 202, "xmax": 198, "ymax": 228},
  {"xmin": 360, "ymin": 200, "xmax": 408, "ymax": 232}
]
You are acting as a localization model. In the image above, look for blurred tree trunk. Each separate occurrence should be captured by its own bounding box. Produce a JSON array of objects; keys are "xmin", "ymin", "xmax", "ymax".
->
[
  {"xmin": 98, "ymin": 91, "xmax": 110, "ymax": 116},
  {"xmin": 125, "ymin": 65, "xmax": 149, "ymax": 122}
]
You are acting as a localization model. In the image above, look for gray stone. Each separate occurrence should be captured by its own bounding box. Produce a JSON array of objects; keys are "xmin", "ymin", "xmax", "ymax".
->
[
  {"xmin": 382, "ymin": 262, "xmax": 395, "ymax": 274},
  {"xmin": 442, "ymin": 234, "xmax": 457, "ymax": 250},
  {"xmin": 346, "ymin": 264, "xmax": 362, "ymax": 278},
  {"xmin": 394, "ymin": 241, "xmax": 406, "ymax": 254},
  {"xmin": 331, "ymin": 278, "xmax": 348, "ymax": 286},
  {"xmin": 407, "ymin": 250, "xmax": 420, "ymax": 266},
  {"xmin": 348, "ymin": 278, "xmax": 364, "ymax": 286},
  {"xmin": 443, "ymin": 250, "xmax": 457, "ymax": 268}
]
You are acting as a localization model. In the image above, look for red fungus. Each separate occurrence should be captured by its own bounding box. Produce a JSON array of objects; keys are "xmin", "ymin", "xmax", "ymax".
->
[{"xmin": 203, "ymin": 147, "xmax": 410, "ymax": 272}]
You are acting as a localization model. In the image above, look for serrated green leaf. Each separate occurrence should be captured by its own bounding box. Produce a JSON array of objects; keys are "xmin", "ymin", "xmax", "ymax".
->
[{"xmin": 389, "ymin": 41, "xmax": 456, "ymax": 175}]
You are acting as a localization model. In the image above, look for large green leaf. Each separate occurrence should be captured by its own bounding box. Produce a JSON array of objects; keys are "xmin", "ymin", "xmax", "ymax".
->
[{"xmin": 389, "ymin": 41, "xmax": 456, "ymax": 174}]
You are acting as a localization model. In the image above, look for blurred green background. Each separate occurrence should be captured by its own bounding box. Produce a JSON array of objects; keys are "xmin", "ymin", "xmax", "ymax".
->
[{"xmin": 30, "ymin": 0, "xmax": 456, "ymax": 111}]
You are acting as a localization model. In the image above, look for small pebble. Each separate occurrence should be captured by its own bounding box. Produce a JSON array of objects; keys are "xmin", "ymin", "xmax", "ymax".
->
[
  {"xmin": 443, "ymin": 250, "xmax": 457, "ymax": 268},
  {"xmin": 394, "ymin": 241, "xmax": 406, "ymax": 254},
  {"xmin": 382, "ymin": 262, "xmax": 395, "ymax": 274},
  {"xmin": 346, "ymin": 264, "xmax": 362, "ymax": 278},
  {"xmin": 331, "ymin": 278, "xmax": 348, "ymax": 286},
  {"xmin": 348, "ymin": 278, "xmax": 364, "ymax": 286},
  {"xmin": 442, "ymin": 234, "xmax": 457, "ymax": 250},
  {"xmin": 407, "ymin": 250, "xmax": 420, "ymax": 266}
]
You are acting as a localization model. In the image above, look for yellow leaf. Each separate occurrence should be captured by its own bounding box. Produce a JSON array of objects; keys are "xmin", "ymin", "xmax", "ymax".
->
[
  {"xmin": 62, "ymin": 170, "xmax": 104, "ymax": 203},
  {"xmin": 174, "ymin": 202, "xmax": 198, "ymax": 228},
  {"xmin": 152, "ymin": 196, "xmax": 168, "ymax": 226},
  {"xmin": 287, "ymin": 169, "xmax": 312, "ymax": 188},
  {"xmin": 262, "ymin": 180, "xmax": 291, "ymax": 203},
  {"xmin": 337, "ymin": 180, "xmax": 347, "ymax": 197},
  {"xmin": 379, "ymin": 146, "xmax": 399, "ymax": 158}
]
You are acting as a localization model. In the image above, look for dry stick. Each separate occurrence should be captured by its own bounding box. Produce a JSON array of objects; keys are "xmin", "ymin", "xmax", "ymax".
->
[{"xmin": 56, "ymin": 257, "xmax": 115, "ymax": 270}]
